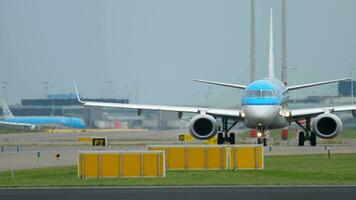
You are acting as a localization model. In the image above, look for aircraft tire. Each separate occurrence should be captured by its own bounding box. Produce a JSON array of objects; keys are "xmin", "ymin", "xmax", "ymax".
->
[
  {"xmin": 310, "ymin": 132, "xmax": 317, "ymax": 146},
  {"xmin": 257, "ymin": 138, "xmax": 262, "ymax": 144},
  {"xmin": 228, "ymin": 132, "xmax": 235, "ymax": 144},
  {"xmin": 217, "ymin": 132, "xmax": 224, "ymax": 145},
  {"xmin": 263, "ymin": 138, "xmax": 267, "ymax": 146},
  {"xmin": 298, "ymin": 131, "xmax": 305, "ymax": 146}
]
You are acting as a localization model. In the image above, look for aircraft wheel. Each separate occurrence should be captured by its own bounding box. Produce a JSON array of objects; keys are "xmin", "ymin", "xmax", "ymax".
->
[
  {"xmin": 217, "ymin": 132, "xmax": 224, "ymax": 145},
  {"xmin": 228, "ymin": 132, "xmax": 235, "ymax": 145},
  {"xmin": 298, "ymin": 131, "xmax": 305, "ymax": 146},
  {"xmin": 310, "ymin": 132, "xmax": 317, "ymax": 146},
  {"xmin": 263, "ymin": 138, "xmax": 267, "ymax": 146},
  {"xmin": 257, "ymin": 138, "xmax": 262, "ymax": 144}
]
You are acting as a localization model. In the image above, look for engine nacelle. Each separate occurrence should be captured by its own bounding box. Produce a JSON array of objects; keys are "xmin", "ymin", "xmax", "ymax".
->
[
  {"xmin": 189, "ymin": 114, "xmax": 218, "ymax": 140},
  {"xmin": 311, "ymin": 113, "xmax": 343, "ymax": 139}
]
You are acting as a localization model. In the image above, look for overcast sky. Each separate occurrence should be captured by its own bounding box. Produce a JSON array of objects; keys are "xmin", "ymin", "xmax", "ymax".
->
[{"xmin": 1, "ymin": 0, "xmax": 356, "ymax": 107}]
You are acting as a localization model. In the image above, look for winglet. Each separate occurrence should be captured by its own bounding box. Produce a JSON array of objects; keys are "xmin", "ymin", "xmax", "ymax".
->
[{"xmin": 74, "ymin": 81, "xmax": 85, "ymax": 104}]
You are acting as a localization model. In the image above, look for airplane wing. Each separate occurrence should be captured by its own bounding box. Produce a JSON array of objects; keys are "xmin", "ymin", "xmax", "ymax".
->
[
  {"xmin": 288, "ymin": 105, "xmax": 356, "ymax": 120},
  {"xmin": 0, "ymin": 121, "xmax": 36, "ymax": 129},
  {"xmin": 82, "ymin": 101, "xmax": 241, "ymax": 118},
  {"xmin": 193, "ymin": 79, "xmax": 246, "ymax": 89},
  {"xmin": 287, "ymin": 78, "xmax": 350, "ymax": 91},
  {"xmin": 74, "ymin": 82, "xmax": 241, "ymax": 118}
]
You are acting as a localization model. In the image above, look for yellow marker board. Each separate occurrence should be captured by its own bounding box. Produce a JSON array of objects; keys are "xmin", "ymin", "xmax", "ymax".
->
[
  {"xmin": 229, "ymin": 145, "xmax": 264, "ymax": 170},
  {"xmin": 78, "ymin": 151, "xmax": 165, "ymax": 178},
  {"xmin": 92, "ymin": 137, "xmax": 107, "ymax": 146},
  {"xmin": 77, "ymin": 137, "xmax": 91, "ymax": 142},
  {"xmin": 177, "ymin": 133, "xmax": 194, "ymax": 142},
  {"xmin": 147, "ymin": 145, "xmax": 228, "ymax": 170}
]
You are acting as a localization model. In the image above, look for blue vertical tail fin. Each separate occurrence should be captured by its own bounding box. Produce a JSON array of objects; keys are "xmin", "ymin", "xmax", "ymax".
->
[{"xmin": 1, "ymin": 100, "xmax": 14, "ymax": 119}]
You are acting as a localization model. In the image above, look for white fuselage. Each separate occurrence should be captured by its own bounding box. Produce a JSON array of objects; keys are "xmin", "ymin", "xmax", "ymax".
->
[{"xmin": 241, "ymin": 78, "xmax": 289, "ymax": 130}]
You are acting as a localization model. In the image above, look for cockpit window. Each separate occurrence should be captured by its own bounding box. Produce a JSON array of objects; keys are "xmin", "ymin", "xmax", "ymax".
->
[
  {"xmin": 247, "ymin": 90, "xmax": 275, "ymax": 97},
  {"xmin": 261, "ymin": 90, "xmax": 274, "ymax": 97},
  {"xmin": 247, "ymin": 90, "xmax": 260, "ymax": 97}
]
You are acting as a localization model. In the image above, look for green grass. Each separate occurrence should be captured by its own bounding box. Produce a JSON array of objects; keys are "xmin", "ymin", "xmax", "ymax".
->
[{"xmin": 1, "ymin": 154, "xmax": 356, "ymax": 187}]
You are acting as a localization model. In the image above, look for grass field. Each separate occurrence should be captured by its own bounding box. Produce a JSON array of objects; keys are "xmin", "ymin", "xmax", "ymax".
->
[{"xmin": 0, "ymin": 153, "xmax": 355, "ymax": 187}]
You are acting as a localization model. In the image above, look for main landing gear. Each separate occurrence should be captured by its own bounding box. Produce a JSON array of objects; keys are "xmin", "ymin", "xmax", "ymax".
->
[
  {"xmin": 296, "ymin": 118, "xmax": 317, "ymax": 146},
  {"xmin": 217, "ymin": 117, "xmax": 238, "ymax": 145}
]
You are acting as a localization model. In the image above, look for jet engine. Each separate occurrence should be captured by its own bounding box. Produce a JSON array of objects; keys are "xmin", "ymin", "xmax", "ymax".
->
[
  {"xmin": 189, "ymin": 114, "xmax": 218, "ymax": 140},
  {"xmin": 311, "ymin": 113, "xmax": 342, "ymax": 139}
]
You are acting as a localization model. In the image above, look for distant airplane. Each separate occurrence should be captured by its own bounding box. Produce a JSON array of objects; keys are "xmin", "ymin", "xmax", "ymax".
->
[
  {"xmin": 0, "ymin": 100, "xmax": 85, "ymax": 129},
  {"xmin": 75, "ymin": 9, "xmax": 353, "ymax": 146}
]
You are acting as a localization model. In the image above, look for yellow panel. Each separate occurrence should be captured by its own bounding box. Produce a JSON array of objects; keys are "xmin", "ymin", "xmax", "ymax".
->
[
  {"xmin": 143, "ymin": 154, "xmax": 159, "ymax": 176},
  {"xmin": 236, "ymin": 147, "xmax": 257, "ymax": 169},
  {"xmin": 203, "ymin": 136, "xmax": 218, "ymax": 145},
  {"xmin": 101, "ymin": 154, "xmax": 120, "ymax": 177},
  {"xmin": 230, "ymin": 148, "xmax": 236, "ymax": 169},
  {"xmin": 78, "ymin": 137, "xmax": 91, "ymax": 142},
  {"xmin": 255, "ymin": 146, "xmax": 263, "ymax": 169},
  {"xmin": 83, "ymin": 154, "xmax": 99, "ymax": 177},
  {"xmin": 122, "ymin": 154, "xmax": 142, "ymax": 177},
  {"xmin": 206, "ymin": 147, "xmax": 225, "ymax": 169},
  {"xmin": 187, "ymin": 148, "xmax": 205, "ymax": 169},
  {"xmin": 167, "ymin": 148, "xmax": 186, "ymax": 169},
  {"xmin": 159, "ymin": 153, "xmax": 165, "ymax": 175}
]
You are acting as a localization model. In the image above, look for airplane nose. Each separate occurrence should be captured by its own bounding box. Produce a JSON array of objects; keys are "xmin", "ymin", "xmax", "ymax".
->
[{"xmin": 244, "ymin": 105, "xmax": 280, "ymax": 126}]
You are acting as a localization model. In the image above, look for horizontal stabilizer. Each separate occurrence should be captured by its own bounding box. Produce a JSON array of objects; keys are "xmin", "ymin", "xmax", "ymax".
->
[
  {"xmin": 193, "ymin": 79, "xmax": 246, "ymax": 89},
  {"xmin": 287, "ymin": 78, "xmax": 350, "ymax": 91}
]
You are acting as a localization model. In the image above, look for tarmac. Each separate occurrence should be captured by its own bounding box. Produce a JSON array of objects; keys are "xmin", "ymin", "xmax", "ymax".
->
[
  {"xmin": 0, "ymin": 186, "xmax": 356, "ymax": 200},
  {"xmin": 0, "ymin": 130, "xmax": 356, "ymax": 171}
]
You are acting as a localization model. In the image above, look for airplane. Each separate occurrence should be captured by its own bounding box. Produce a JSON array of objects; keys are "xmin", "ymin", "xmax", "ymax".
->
[
  {"xmin": 75, "ymin": 9, "xmax": 354, "ymax": 146},
  {"xmin": 0, "ymin": 100, "xmax": 85, "ymax": 129}
]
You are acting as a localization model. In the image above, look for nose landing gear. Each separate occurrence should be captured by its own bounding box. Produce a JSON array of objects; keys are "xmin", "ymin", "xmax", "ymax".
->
[{"xmin": 256, "ymin": 127, "xmax": 269, "ymax": 146}]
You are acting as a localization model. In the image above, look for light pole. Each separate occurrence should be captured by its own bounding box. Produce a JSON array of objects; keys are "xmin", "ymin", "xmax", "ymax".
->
[
  {"xmin": 349, "ymin": 63, "xmax": 356, "ymax": 104},
  {"xmin": 106, "ymin": 80, "xmax": 114, "ymax": 98},
  {"xmin": 157, "ymin": 83, "xmax": 163, "ymax": 130},
  {"xmin": 1, "ymin": 81, "xmax": 8, "ymax": 101},
  {"xmin": 41, "ymin": 81, "xmax": 49, "ymax": 99},
  {"xmin": 286, "ymin": 66, "xmax": 296, "ymax": 102},
  {"xmin": 133, "ymin": 81, "xmax": 139, "ymax": 103}
]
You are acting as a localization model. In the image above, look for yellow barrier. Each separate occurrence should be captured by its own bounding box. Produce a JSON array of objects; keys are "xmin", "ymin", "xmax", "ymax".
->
[
  {"xmin": 178, "ymin": 133, "xmax": 217, "ymax": 145},
  {"xmin": 229, "ymin": 145, "xmax": 264, "ymax": 170},
  {"xmin": 78, "ymin": 151, "xmax": 165, "ymax": 178},
  {"xmin": 147, "ymin": 145, "xmax": 228, "ymax": 170},
  {"xmin": 77, "ymin": 137, "xmax": 91, "ymax": 142},
  {"xmin": 177, "ymin": 133, "xmax": 194, "ymax": 142},
  {"xmin": 203, "ymin": 136, "xmax": 218, "ymax": 145}
]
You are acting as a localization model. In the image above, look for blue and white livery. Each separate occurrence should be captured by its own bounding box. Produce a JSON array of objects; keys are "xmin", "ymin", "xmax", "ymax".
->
[
  {"xmin": 75, "ymin": 9, "xmax": 353, "ymax": 146},
  {"xmin": 1, "ymin": 100, "xmax": 85, "ymax": 129}
]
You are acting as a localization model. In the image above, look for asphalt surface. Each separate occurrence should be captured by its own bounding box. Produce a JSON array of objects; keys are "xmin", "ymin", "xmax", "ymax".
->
[
  {"xmin": 1, "ymin": 129, "xmax": 356, "ymax": 172},
  {"xmin": 0, "ymin": 186, "xmax": 356, "ymax": 200}
]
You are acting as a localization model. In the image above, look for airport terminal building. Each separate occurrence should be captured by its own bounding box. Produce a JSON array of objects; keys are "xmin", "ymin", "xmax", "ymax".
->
[{"xmin": 1, "ymin": 94, "xmax": 187, "ymax": 130}]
